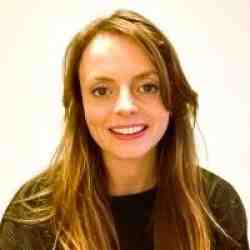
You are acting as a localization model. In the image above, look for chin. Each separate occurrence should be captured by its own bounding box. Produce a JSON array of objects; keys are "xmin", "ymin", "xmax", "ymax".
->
[{"xmin": 111, "ymin": 147, "xmax": 154, "ymax": 160}]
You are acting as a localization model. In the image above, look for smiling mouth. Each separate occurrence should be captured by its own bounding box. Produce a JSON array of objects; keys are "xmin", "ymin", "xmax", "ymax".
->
[
  {"xmin": 109, "ymin": 125, "xmax": 148, "ymax": 135},
  {"xmin": 108, "ymin": 125, "xmax": 148, "ymax": 141}
]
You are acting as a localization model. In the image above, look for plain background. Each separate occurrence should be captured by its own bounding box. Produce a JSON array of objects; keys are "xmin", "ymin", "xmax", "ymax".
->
[{"xmin": 0, "ymin": 0, "xmax": 249, "ymax": 238}]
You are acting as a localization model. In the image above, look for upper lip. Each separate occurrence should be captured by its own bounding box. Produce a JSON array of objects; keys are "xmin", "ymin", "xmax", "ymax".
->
[{"xmin": 109, "ymin": 124, "xmax": 148, "ymax": 129}]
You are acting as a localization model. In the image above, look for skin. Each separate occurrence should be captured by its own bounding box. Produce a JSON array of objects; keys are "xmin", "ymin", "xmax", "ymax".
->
[{"xmin": 79, "ymin": 32, "xmax": 170, "ymax": 196}]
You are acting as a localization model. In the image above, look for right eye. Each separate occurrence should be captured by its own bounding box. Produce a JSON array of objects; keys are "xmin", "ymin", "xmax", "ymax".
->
[{"xmin": 91, "ymin": 86, "xmax": 111, "ymax": 97}]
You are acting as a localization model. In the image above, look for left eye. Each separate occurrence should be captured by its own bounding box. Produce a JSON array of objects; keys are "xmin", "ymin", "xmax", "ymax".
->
[{"xmin": 139, "ymin": 83, "xmax": 159, "ymax": 94}]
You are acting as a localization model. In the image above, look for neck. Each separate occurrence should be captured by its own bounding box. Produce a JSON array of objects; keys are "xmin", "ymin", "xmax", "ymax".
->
[{"xmin": 102, "ymin": 149, "xmax": 157, "ymax": 196}]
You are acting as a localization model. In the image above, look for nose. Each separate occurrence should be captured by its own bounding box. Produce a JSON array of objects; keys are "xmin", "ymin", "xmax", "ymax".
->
[{"xmin": 113, "ymin": 85, "xmax": 139, "ymax": 115}]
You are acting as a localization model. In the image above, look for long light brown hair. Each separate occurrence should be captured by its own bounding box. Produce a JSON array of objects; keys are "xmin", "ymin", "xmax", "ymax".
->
[{"xmin": 5, "ymin": 9, "xmax": 237, "ymax": 250}]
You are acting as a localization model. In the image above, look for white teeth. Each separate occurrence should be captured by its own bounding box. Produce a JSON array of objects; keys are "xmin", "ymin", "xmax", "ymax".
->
[{"xmin": 111, "ymin": 126, "xmax": 145, "ymax": 135}]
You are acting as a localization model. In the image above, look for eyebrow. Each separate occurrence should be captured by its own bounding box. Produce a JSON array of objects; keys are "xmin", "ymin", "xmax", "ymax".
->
[{"xmin": 87, "ymin": 70, "xmax": 159, "ymax": 83}]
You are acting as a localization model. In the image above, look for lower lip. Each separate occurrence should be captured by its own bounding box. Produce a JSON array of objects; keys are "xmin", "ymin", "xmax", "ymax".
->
[{"xmin": 109, "ymin": 127, "xmax": 148, "ymax": 141}]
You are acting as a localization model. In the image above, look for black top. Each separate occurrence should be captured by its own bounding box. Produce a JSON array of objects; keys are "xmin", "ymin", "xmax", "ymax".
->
[
  {"xmin": 109, "ymin": 187, "xmax": 156, "ymax": 250},
  {"xmin": 0, "ymin": 168, "xmax": 249, "ymax": 250}
]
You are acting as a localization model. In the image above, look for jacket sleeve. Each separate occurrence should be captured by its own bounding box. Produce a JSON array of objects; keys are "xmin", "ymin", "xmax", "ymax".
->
[
  {"xmin": 0, "ymin": 212, "xmax": 54, "ymax": 250},
  {"xmin": 0, "ymin": 178, "xmax": 54, "ymax": 250},
  {"xmin": 208, "ymin": 174, "xmax": 249, "ymax": 250},
  {"xmin": 0, "ymin": 218, "xmax": 45, "ymax": 250}
]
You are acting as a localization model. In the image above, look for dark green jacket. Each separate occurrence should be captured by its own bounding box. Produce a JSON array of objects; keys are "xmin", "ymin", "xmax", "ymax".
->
[{"xmin": 0, "ymin": 168, "xmax": 249, "ymax": 250}]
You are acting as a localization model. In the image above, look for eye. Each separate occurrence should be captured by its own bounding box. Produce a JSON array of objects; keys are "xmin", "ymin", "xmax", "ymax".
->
[
  {"xmin": 139, "ymin": 83, "xmax": 159, "ymax": 94},
  {"xmin": 91, "ymin": 86, "xmax": 111, "ymax": 97}
]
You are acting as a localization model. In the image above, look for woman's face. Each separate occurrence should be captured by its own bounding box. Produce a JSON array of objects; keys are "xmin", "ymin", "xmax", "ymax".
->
[{"xmin": 79, "ymin": 32, "xmax": 170, "ymax": 161}]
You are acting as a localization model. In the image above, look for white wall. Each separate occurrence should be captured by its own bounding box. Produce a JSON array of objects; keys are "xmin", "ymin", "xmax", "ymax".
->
[{"xmin": 0, "ymin": 0, "xmax": 249, "ymax": 238}]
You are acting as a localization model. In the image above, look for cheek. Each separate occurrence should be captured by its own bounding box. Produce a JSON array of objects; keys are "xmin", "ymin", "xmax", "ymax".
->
[
  {"xmin": 153, "ymin": 102, "xmax": 170, "ymax": 121},
  {"xmin": 84, "ymin": 103, "xmax": 109, "ymax": 128},
  {"xmin": 154, "ymin": 108, "xmax": 171, "ymax": 132},
  {"xmin": 83, "ymin": 106, "xmax": 105, "ymax": 144}
]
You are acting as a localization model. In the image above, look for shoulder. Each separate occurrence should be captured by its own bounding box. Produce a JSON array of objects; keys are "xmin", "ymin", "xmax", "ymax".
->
[
  {"xmin": 200, "ymin": 167, "xmax": 242, "ymax": 203},
  {"xmin": 200, "ymin": 167, "xmax": 246, "ymax": 216},
  {"xmin": 0, "ymin": 172, "xmax": 54, "ymax": 249},
  {"xmin": 200, "ymin": 167, "xmax": 249, "ymax": 249},
  {"xmin": 1, "ymin": 172, "xmax": 51, "ymax": 220}
]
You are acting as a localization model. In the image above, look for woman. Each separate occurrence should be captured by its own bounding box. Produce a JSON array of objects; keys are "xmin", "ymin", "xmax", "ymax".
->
[{"xmin": 0, "ymin": 9, "xmax": 249, "ymax": 250}]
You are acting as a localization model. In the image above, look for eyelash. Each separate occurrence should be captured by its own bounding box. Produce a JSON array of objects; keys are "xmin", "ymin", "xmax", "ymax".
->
[{"xmin": 91, "ymin": 83, "xmax": 159, "ymax": 97}]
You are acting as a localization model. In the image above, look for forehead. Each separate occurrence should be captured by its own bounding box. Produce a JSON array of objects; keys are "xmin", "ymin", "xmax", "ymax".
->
[{"xmin": 79, "ymin": 32, "xmax": 157, "ymax": 83}]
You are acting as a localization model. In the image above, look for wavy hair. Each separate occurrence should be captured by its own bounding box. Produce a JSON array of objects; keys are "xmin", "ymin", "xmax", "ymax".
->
[{"xmin": 5, "ymin": 9, "xmax": 237, "ymax": 250}]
